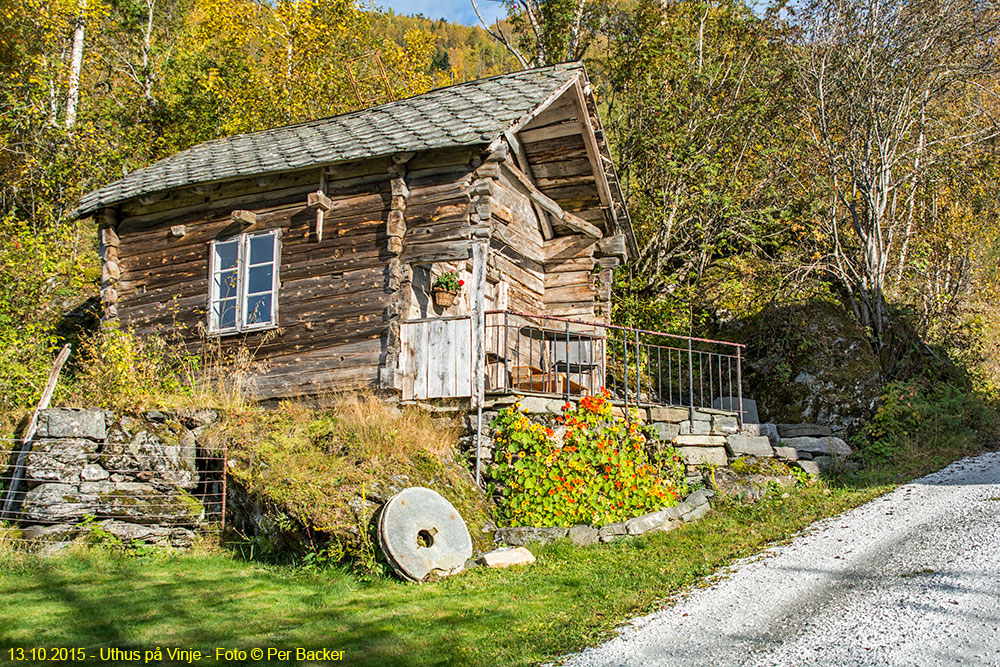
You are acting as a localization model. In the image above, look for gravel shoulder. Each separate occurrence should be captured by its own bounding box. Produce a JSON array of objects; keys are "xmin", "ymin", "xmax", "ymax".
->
[{"xmin": 564, "ymin": 452, "xmax": 1000, "ymax": 667}]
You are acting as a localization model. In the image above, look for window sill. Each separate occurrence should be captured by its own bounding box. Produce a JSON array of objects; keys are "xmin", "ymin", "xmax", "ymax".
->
[{"xmin": 207, "ymin": 323, "xmax": 279, "ymax": 338}]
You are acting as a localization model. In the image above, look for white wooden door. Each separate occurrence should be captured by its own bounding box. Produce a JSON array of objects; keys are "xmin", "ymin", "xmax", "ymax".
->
[{"xmin": 400, "ymin": 317, "xmax": 472, "ymax": 400}]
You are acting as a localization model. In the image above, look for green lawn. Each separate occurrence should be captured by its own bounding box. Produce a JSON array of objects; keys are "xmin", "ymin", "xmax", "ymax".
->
[{"xmin": 0, "ymin": 479, "xmax": 893, "ymax": 667}]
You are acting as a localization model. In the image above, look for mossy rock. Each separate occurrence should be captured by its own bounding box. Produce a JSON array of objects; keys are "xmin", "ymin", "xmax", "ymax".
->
[
  {"xmin": 709, "ymin": 457, "xmax": 798, "ymax": 503},
  {"xmin": 728, "ymin": 300, "xmax": 881, "ymax": 433}
]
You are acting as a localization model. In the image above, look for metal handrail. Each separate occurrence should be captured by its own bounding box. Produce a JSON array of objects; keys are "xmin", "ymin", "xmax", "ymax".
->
[
  {"xmin": 483, "ymin": 310, "xmax": 745, "ymax": 425},
  {"xmin": 487, "ymin": 309, "xmax": 746, "ymax": 350}
]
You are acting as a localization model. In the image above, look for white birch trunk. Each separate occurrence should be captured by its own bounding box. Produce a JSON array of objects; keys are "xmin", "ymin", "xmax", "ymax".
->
[{"xmin": 64, "ymin": 0, "xmax": 87, "ymax": 130}]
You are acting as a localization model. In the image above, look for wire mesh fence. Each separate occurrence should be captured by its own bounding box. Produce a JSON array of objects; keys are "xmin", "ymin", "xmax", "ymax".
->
[{"xmin": 0, "ymin": 439, "xmax": 226, "ymax": 551}]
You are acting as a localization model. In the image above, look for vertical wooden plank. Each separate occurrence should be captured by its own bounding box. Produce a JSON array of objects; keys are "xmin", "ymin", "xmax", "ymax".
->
[
  {"xmin": 400, "ymin": 322, "xmax": 415, "ymax": 400},
  {"xmin": 413, "ymin": 321, "xmax": 429, "ymax": 399},
  {"xmin": 455, "ymin": 318, "xmax": 471, "ymax": 396},
  {"xmin": 434, "ymin": 319, "xmax": 453, "ymax": 397}
]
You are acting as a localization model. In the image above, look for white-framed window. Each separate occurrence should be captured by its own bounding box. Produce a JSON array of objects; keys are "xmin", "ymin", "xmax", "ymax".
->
[{"xmin": 208, "ymin": 229, "xmax": 280, "ymax": 333}]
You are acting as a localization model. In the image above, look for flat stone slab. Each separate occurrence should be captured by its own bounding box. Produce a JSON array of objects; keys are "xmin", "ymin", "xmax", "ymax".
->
[
  {"xmin": 685, "ymin": 489, "xmax": 713, "ymax": 507},
  {"xmin": 725, "ymin": 435, "xmax": 774, "ymax": 458},
  {"xmin": 678, "ymin": 446, "xmax": 728, "ymax": 466},
  {"xmin": 25, "ymin": 439, "xmax": 97, "ymax": 484},
  {"xmin": 378, "ymin": 487, "xmax": 473, "ymax": 582},
  {"xmin": 598, "ymin": 522, "xmax": 627, "ymax": 540},
  {"xmin": 712, "ymin": 397, "xmax": 759, "ymax": 424},
  {"xmin": 680, "ymin": 420, "xmax": 711, "ymax": 435},
  {"xmin": 796, "ymin": 460, "xmax": 821, "ymax": 476},
  {"xmin": 681, "ymin": 502, "xmax": 710, "ymax": 522},
  {"xmin": 650, "ymin": 422, "xmax": 680, "ymax": 441},
  {"xmin": 712, "ymin": 415, "xmax": 740, "ymax": 435},
  {"xmin": 782, "ymin": 436, "xmax": 852, "ymax": 458},
  {"xmin": 674, "ymin": 434, "xmax": 728, "ymax": 447},
  {"xmin": 495, "ymin": 526, "xmax": 567, "ymax": 546},
  {"xmin": 40, "ymin": 409, "xmax": 107, "ymax": 440},
  {"xmin": 626, "ymin": 508, "xmax": 678, "ymax": 535},
  {"xmin": 778, "ymin": 423, "xmax": 833, "ymax": 438},
  {"xmin": 568, "ymin": 524, "xmax": 599, "ymax": 546},
  {"xmin": 648, "ymin": 406, "xmax": 690, "ymax": 423},
  {"xmin": 480, "ymin": 547, "xmax": 536, "ymax": 568},
  {"xmin": 773, "ymin": 446, "xmax": 799, "ymax": 461}
]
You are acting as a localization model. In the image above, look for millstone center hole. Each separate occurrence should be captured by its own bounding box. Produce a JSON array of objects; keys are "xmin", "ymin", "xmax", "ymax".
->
[{"xmin": 417, "ymin": 529, "xmax": 435, "ymax": 548}]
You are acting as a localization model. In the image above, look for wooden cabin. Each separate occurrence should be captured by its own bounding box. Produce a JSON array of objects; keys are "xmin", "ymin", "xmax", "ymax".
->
[{"xmin": 77, "ymin": 62, "xmax": 637, "ymax": 403}]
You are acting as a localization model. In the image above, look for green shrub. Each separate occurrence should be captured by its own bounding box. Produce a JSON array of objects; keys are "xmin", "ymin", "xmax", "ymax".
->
[
  {"xmin": 861, "ymin": 380, "xmax": 989, "ymax": 465},
  {"xmin": 490, "ymin": 391, "xmax": 688, "ymax": 527}
]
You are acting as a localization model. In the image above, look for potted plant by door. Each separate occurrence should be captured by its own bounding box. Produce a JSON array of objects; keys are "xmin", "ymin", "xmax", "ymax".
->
[{"xmin": 431, "ymin": 271, "xmax": 463, "ymax": 308}]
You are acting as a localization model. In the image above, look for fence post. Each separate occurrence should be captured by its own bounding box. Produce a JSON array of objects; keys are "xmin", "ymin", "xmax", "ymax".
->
[
  {"xmin": 687, "ymin": 338, "xmax": 695, "ymax": 422},
  {"xmin": 221, "ymin": 443, "xmax": 228, "ymax": 531},
  {"xmin": 622, "ymin": 329, "xmax": 629, "ymax": 416}
]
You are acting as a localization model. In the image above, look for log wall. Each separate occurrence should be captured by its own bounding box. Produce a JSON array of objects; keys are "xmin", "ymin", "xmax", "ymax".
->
[{"xmin": 104, "ymin": 136, "xmax": 614, "ymax": 400}]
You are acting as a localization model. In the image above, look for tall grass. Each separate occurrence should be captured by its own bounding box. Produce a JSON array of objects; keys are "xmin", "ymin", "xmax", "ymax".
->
[{"xmin": 60, "ymin": 322, "xmax": 275, "ymax": 412}]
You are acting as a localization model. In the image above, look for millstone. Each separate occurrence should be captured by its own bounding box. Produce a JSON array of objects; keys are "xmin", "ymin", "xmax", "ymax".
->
[{"xmin": 377, "ymin": 487, "xmax": 472, "ymax": 582}]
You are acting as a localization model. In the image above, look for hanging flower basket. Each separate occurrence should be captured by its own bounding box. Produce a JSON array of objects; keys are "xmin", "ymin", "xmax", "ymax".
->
[
  {"xmin": 431, "ymin": 271, "xmax": 463, "ymax": 308},
  {"xmin": 432, "ymin": 288, "xmax": 458, "ymax": 308}
]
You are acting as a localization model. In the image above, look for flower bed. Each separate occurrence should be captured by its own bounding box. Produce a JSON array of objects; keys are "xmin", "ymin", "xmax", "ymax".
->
[{"xmin": 489, "ymin": 389, "xmax": 689, "ymax": 527}]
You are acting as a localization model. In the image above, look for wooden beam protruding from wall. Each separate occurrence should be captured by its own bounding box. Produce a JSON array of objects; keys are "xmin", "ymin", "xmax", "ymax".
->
[
  {"xmin": 307, "ymin": 187, "xmax": 333, "ymax": 241},
  {"xmin": 504, "ymin": 129, "xmax": 555, "ymax": 241},
  {"xmin": 231, "ymin": 209, "xmax": 258, "ymax": 225},
  {"xmin": 501, "ymin": 162, "xmax": 602, "ymax": 239},
  {"xmin": 571, "ymin": 79, "xmax": 618, "ymax": 231}
]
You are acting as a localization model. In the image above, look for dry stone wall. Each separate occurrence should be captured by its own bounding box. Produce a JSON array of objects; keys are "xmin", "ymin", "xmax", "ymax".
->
[{"xmin": 4, "ymin": 408, "xmax": 224, "ymax": 551}]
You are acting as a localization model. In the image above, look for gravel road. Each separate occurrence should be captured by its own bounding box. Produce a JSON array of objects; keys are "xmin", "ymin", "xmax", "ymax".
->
[{"xmin": 564, "ymin": 451, "xmax": 1000, "ymax": 667}]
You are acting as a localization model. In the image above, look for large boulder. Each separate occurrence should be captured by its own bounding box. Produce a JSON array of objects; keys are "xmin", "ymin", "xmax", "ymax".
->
[{"xmin": 727, "ymin": 301, "xmax": 881, "ymax": 433}]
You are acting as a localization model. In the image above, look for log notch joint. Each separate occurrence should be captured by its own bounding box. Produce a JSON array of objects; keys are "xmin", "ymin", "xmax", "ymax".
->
[
  {"xmin": 98, "ymin": 208, "xmax": 120, "ymax": 322},
  {"xmin": 381, "ymin": 152, "xmax": 413, "ymax": 389}
]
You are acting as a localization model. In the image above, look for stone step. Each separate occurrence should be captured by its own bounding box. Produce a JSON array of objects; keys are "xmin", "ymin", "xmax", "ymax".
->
[{"xmin": 778, "ymin": 423, "xmax": 833, "ymax": 438}]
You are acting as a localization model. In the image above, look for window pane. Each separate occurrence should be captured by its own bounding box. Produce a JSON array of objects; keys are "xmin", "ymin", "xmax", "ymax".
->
[
  {"xmin": 247, "ymin": 265, "xmax": 273, "ymax": 295},
  {"xmin": 217, "ymin": 298, "xmax": 237, "ymax": 330},
  {"xmin": 246, "ymin": 294, "xmax": 272, "ymax": 325},
  {"xmin": 217, "ymin": 270, "xmax": 238, "ymax": 299},
  {"xmin": 249, "ymin": 234, "xmax": 274, "ymax": 265},
  {"xmin": 215, "ymin": 240, "xmax": 239, "ymax": 271}
]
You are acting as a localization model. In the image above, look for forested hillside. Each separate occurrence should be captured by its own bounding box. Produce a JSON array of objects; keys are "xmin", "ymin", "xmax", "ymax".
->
[{"xmin": 1, "ymin": 0, "xmax": 998, "ymax": 450}]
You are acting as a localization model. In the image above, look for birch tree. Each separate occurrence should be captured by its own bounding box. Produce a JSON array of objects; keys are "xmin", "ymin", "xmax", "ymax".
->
[
  {"xmin": 472, "ymin": 0, "xmax": 604, "ymax": 66},
  {"xmin": 790, "ymin": 0, "xmax": 1000, "ymax": 363}
]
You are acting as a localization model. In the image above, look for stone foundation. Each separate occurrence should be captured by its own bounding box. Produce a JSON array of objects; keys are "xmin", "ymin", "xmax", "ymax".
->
[{"xmin": 469, "ymin": 395, "xmax": 853, "ymax": 477}]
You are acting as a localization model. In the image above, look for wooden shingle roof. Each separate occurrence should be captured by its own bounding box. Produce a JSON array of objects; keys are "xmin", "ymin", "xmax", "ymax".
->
[{"xmin": 76, "ymin": 63, "xmax": 586, "ymax": 217}]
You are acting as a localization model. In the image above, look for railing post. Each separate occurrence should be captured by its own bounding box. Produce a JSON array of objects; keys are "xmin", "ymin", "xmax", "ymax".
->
[
  {"xmin": 736, "ymin": 345, "xmax": 744, "ymax": 429},
  {"xmin": 622, "ymin": 329, "xmax": 628, "ymax": 415},
  {"xmin": 634, "ymin": 328, "xmax": 641, "ymax": 405},
  {"xmin": 687, "ymin": 338, "xmax": 695, "ymax": 421},
  {"xmin": 564, "ymin": 320, "xmax": 571, "ymax": 401},
  {"xmin": 503, "ymin": 311, "xmax": 509, "ymax": 393}
]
